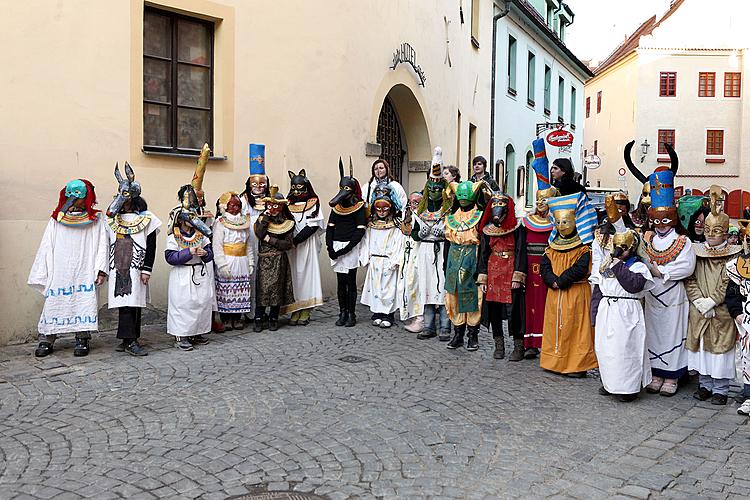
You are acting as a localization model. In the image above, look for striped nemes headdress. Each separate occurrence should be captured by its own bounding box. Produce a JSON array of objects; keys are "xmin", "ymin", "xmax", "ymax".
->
[{"xmin": 547, "ymin": 192, "xmax": 597, "ymax": 245}]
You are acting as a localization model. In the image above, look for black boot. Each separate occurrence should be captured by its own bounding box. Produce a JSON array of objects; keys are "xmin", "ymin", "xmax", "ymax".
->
[
  {"xmin": 34, "ymin": 341, "xmax": 53, "ymax": 357},
  {"xmin": 335, "ymin": 284, "xmax": 348, "ymax": 326},
  {"xmin": 73, "ymin": 338, "xmax": 89, "ymax": 357},
  {"xmin": 335, "ymin": 309, "xmax": 348, "ymax": 327},
  {"xmin": 447, "ymin": 324, "xmax": 466, "ymax": 349},
  {"xmin": 466, "ymin": 325, "xmax": 479, "ymax": 351},
  {"xmin": 508, "ymin": 338, "xmax": 525, "ymax": 361},
  {"xmin": 254, "ymin": 316, "xmax": 265, "ymax": 332},
  {"xmin": 345, "ymin": 286, "xmax": 357, "ymax": 327},
  {"xmin": 493, "ymin": 335, "xmax": 505, "ymax": 359}
]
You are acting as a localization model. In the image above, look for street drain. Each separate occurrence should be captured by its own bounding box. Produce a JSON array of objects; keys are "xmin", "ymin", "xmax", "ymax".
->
[
  {"xmin": 232, "ymin": 493, "xmax": 327, "ymax": 500},
  {"xmin": 338, "ymin": 355, "xmax": 367, "ymax": 363}
]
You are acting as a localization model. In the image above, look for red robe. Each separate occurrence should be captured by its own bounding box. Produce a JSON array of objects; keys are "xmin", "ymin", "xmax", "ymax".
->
[{"xmin": 523, "ymin": 221, "xmax": 551, "ymax": 349}]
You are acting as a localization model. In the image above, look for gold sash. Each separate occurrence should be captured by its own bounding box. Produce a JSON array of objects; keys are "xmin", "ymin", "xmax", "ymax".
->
[{"xmin": 224, "ymin": 242, "xmax": 247, "ymax": 256}]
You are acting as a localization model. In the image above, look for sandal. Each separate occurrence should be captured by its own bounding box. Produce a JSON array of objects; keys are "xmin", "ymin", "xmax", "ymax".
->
[
  {"xmin": 659, "ymin": 380, "xmax": 679, "ymax": 397},
  {"xmin": 645, "ymin": 377, "xmax": 664, "ymax": 394}
]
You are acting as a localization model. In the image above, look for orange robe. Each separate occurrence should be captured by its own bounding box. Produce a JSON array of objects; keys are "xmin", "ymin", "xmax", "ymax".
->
[{"xmin": 540, "ymin": 245, "xmax": 598, "ymax": 374}]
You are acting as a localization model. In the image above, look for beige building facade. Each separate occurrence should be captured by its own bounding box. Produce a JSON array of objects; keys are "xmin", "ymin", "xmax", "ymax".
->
[
  {"xmin": 1, "ymin": 0, "xmax": 495, "ymax": 345},
  {"xmin": 583, "ymin": 0, "xmax": 750, "ymax": 212}
]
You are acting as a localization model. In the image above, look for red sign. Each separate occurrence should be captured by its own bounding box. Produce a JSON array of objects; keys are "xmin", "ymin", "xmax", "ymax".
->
[{"xmin": 546, "ymin": 129, "xmax": 574, "ymax": 147}]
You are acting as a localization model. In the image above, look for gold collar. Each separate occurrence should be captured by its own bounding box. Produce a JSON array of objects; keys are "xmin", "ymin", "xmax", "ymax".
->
[
  {"xmin": 107, "ymin": 213, "xmax": 151, "ymax": 235},
  {"xmin": 288, "ymin": 198, "xmax": 319, "ymax": 214},
  {"xmin": 549, "ymin": 234, "xmax": 582, "ymax": 251},
  {"xmin": 332, "ymin": 201, "xmax": 364, "ymax": 215},
  {"xmin": 267, "ymin": 219, "xmax": 295, "ymax": 235}
]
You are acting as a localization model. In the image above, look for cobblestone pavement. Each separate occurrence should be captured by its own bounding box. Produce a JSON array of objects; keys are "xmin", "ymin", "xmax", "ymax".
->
[{"xmin": 1, "ymin": 301, "xmax": 749, "ymax": 499}]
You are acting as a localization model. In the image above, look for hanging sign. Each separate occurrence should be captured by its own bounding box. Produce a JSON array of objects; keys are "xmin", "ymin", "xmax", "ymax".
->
[
  {"xmin": 583, "ymin": 154, "xmax": 601, "ymax": 170},
  {"xmin": 390, "ymin": 42, "xmax": 427, "ymax": 87},
  {"xmin": 546, "ymin": 129, "xmax": 574, "ymax": 147}
]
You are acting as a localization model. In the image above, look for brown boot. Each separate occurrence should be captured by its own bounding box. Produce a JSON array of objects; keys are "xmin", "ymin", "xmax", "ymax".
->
[
  {"xmin": 493, "ymin": 336, "xmax": 505, "ymax": 359},
  {"xmin": 508, "ymin": 338, "xmax": 525, "ymax": 361}
]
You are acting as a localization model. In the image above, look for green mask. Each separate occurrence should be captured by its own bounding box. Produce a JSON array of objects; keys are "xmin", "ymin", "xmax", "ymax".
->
[
  {"xmin": 455, "ymin": 181, "xmax": 477, "ymax": 203},
  {"xmin": 426, "ymin": 179, "xmax": 444, "ymax": 201}
]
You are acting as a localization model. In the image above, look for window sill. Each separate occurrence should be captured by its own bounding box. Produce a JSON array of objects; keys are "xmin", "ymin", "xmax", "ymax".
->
[
  {"xmin": 471, "ymin": 36, "xmax": 480, "ymax": 49},
  {"xmin": 507, "ymin": 87, "xmax": 517, "ymax": 97},
  {"xmin": 570, "ymin": 124, "xmax": 576, "ymax": 131},
  {"xmin": 527, "ymin": 98, "xmax": 535, "ymax": 108},
  {"xmin": 544, "ymin": 108, "xmax": 551, "ymax": 117},
  {"xmin": 142, "ymin": 149, "xmax": 228, "ymax": 161},
  {"xmin": 657, "ymin": 156, "xmax": 672, "ymax": 163},
  {"xmin": 705, "ymin": 158, "xmax": 726, "ymax": 164}
]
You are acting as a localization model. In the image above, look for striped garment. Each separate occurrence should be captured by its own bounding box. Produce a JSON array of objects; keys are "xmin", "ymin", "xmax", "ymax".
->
[{"xmin": 547, "ymin": 192, "xmax": 597, "ymax": 245}]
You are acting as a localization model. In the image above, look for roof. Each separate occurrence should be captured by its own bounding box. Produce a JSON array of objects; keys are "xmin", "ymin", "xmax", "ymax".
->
[
  {"xmin": 508, "ymin": 0, "xmax": 594, "ymax": 79},
  {"xmin": 594, "ymin": 0, "xmax": 686, "ymax": 75}
]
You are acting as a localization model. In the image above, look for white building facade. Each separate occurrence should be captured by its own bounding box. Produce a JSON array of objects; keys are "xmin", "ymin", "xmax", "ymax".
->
[{"xmin": 491, "ymin": 0, "xmax": 593, "ymax": 213}]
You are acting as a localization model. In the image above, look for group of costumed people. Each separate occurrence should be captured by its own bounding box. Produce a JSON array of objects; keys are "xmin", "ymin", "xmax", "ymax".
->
[{"xmin": 25, "ymin": 137, "xmax": 750, "ymax": 415}]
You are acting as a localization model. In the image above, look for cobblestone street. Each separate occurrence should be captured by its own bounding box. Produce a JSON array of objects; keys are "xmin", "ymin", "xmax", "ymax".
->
[{"xmin": 1, "ymin": 302, "xmax": 748, "ymax": 499}]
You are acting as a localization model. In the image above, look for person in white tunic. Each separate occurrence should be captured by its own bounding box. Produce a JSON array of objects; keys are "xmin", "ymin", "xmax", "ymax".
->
[
  {"xmin": 165, "ymin": 183, "xmax": 215, "ymax": 351},
  {"xmin": 282, "ymin": 169, "xmax": 324, "ymax": 325},
  {"xmin": 397, "ymin": 192, "xmax": 423, "ymax": 332},
  {"xmin": 212, "ymin": 191, "xmax": 254, "ymax": 331},
  {"xmin": 592, "ymin": 228, "xmax": 654, "ymax": 402},
  {"xmin": 360, "ymin": 195, "xmax": 406, "ymax": 327},
  {"xmin": 240, "ymin": 143, "xmax": 269, "ymax": 323},
  {"xmin": 725, "ymin": 222, "xmax": 750, "ymax": 415},
  {"xmin": 636, "ymin": 151, "xmax": 696, "ymax": 396},
  {"xmin": 685, "ymin": 187, "xmax": 740, "ymax": 406},
  {"xmin": 104, "ymin": 163, "xmax": 161, "ymax": 356},
  {"xmin": 28, "ymin": 179, "xmax": 108, "ymax": 357}
]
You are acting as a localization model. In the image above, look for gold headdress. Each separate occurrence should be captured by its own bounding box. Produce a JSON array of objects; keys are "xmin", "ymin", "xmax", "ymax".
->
[{"xmin": 703, "ymin": 185, "xmax": 729, "ymax": 237}]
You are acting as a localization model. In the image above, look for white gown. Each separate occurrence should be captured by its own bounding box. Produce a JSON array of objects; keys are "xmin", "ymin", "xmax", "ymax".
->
[
  {"xmin": 644, "ymin": 230, "xmax": 696, "ymax": 378},
  {"xmin": 593, "ymin": 260, "xmax": 654, "ymax": 394},
  {"xmin": 396, "ymin": 220, "xmax": 422, "ymax": 321},
  {"xmin": 283, "ymin": 201, "xmax": 325, "ymax": 314},
  {"xmin": 28, "ymin": 215, "xmax": 109, "ymax": 335},
  {"xmin": 166, "ymin": 233, "xmax": 215, "ymax": 337},
  {"xmin": 212, "ymin": 216, "xmax": 254, "ymax": 314},
  {"xmin": 415, "ymin": 214, "xmax": 447, "ymax": 306},
  {"xmin": 241, "ymin": 195, "xmax": 264, "ymax": 317},
  {"xmin": 360, "ymin": 225, "xmax": 405, "ymax": 314},
  {"xmin": 105, "ymin": 212, "xmax": 162, "ymax": 309}
]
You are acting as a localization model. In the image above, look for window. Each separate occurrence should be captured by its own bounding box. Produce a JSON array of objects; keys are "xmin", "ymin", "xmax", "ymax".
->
[
  {"xmin": 543, "ymin": 65, "xmax": 551, "ymax": 115},
  {"xmin": 546, "ymin": 3, "xmax": 553, "ymax": 26},
  {"xmin": 658, "ymin": 129, "xmax": 675, "ymax": 154},
  {"xmin": 570, "ymin": 87, "xmax": 577, "ymax": 128},
  {"xmin": 596, "ymin": 91, "xmax": 602, "ymax": 113},
  {"xmin": 456, "ymin": 110, "xmax": 462, "ymax": 167},
  {"xmin": 468, "ymin": 123, "xmax": 477, "ymax": 171},
  {"xmin": 505, "ymin": 144, "xmax": 516, "ymax": 197},
  {"xmin": 725, "ymin": 72, "xmax": 741, "ymax": 97},
  {"xmin": 659, "ymin": 72, "xmax": 677, "ymax": 97},
  {"xmin": 527, "ymin": 52, "xmax": 536, "ymax": 106},
  {"xmin": 706, "ymin": 130, "xmax": 724, "ymax": 155},
  {"xmin": 143, "ymin": 8, "xmax": 214, "ymax": 154},
  {"xmin": 698, "ymin": 72, "xmax": 715, "ymax": 97},
  {"xmin": 593, "ymin": 140, "xmax": 598, "ymax": 155},
  {"xmin": 585, "ymin": 96, "xmax": 590, "ymax": 118},
  {"xmin": 507, "ymin": 36, "xmax": 517, "ymax": 95},
  {"xmin": 557, "ymin": 76, "xmax": 564, "ymax": 122},
  {"xmin": 470, "ymin": 0, "xmax": 480, "ymax": 47},
  {"xmin": 525, "ymin": 151, "xmax": 534, "ymax": 208}
]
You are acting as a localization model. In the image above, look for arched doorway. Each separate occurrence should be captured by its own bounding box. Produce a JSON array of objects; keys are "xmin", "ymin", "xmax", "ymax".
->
[
  {"xmin": 377, "ymin": 97, "xmax": 404, "ymax": 183},
  {"xmin": 372, "ymin": 84, "xmax": 431, "ymax": 194}
]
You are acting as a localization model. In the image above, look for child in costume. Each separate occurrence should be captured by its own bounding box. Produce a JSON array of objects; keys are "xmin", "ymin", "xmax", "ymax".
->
[
  {"xmin": 105, "ymin": 163, "xmax": 161, "ymax": 356},
  {"xmin": 540, "ymin": 192, "xmax": 598, "ymax": 376},
  {"xmin": 476, "ymin": 191, "xmax": 527, "ymax": 360},
  {"xmin": 361, "ymin": 194, "xmax": 406, "ymax": 327},
  {"xmin": 212, "ymin": 191, "xmax": 254, "ymax": 331},
  {"xmin": 625, "ymin": 143, "xmax": 696, "ymax": 396},
  {"xmin": 165, "ymin": 180, "xmax": 214, "ymax": 351},
  {"xmin": 283, "ymin": 169, "xmax": 324, "ymax": 326},
  {"xmin": 686, "ymin": 187, "xmax": 740, "ymax": 405},
  {"xmin": 253, "ymin": 185, "xmax": 295, "ymax": 332},
  {"xmin": 593, "ymin": 228, "xmax": 654, "ymax": 401},
  {"xmin": 414, "ymin": 148, "xmax": 452, "ymax": 342},
  {"xmin": 726, "ymin": 220, "xmax": 750, "ymax": 415},
  {"xmin": 28, "ymin": 179, "xmax": 108, "ymax": 357},
  {"xmin": 521, "ymin": 138, "xmax": 559, "ymax": 358},
  {"xmin": 397, "ymin": 191, "xmax": 424, "ymax": 332},
  {"xmin": 326, "ymin": 157, "xmax": 367, "ymax": 327},
  {"xmin": 444, "ymin": 180, "xmax": 485, "ymax": 351}
]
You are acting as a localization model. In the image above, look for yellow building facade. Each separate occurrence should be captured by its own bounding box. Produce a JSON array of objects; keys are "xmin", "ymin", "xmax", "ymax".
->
[{"xmin": 1, "ymin": 0, "xmax": 494, "ymax": 345}]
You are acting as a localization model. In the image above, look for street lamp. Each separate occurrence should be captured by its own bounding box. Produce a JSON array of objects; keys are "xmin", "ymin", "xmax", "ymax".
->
[{"xmin": 640, "ymin": 139, "xmax": 650, "ymax": 163}]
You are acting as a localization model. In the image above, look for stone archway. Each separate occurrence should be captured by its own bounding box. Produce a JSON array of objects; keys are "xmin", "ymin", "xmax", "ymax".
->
[{"xmin": 374, "ymin": 83, "xmax": 431, "ymax": 195}]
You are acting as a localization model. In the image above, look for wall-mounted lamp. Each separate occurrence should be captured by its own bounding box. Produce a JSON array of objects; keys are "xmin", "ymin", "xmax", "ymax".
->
[{"xmin": 640, "ymin": 139, "xmax": 650, "ymax": 163}]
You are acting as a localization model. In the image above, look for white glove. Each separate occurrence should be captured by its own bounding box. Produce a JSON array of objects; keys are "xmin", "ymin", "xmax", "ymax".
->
[
  {"xmin": 219, "ymin": 264, "xmax": 232, "ymax": 279},
  {"xmin": 703, "ymin": 308, "xmax": 716, "ymax": 319},
  {"xmin": 693, "ymin": 297, "xmax": 717, "ymax": 315},
  {"xmin": 248, "ymin": 263, "xmax": 255, "ymax": 276}
]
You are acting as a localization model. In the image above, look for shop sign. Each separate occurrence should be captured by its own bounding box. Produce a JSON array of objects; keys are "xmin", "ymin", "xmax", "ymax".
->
[
  {"xmin": 583, "ymin": 154, "xmax": 601, "ymax": 170},
  {"xmin": 391, "ymin": 42, "xmax": 427, "ymax": 87},
  {"xmin": 546, "ymin": 129, "xmax": 574, "ymax": 147}
]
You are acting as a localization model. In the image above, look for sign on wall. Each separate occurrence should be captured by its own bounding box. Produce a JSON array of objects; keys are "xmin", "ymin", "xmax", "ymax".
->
[
  {"xmin": 390, "ymin": 42, "xmax": 427, "ymax": 87},
  {"xmin": 583, "ymin": 154, "xmax": 601, "ymax": 170},
  {"xmin": 546, "ymin": 129, "xmax": 574, "ymax": 148}
]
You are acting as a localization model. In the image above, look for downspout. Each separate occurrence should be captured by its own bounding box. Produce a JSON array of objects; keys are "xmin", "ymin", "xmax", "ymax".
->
[{"xmin": 490, "ymin": 0, "xmax": 511, "ymax": 188}]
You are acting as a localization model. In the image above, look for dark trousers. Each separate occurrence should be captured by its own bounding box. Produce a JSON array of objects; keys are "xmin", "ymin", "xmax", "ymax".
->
[
  {"xmin": 220, "ymin": 312, "xmax": 241, "ymax": 322},
  {"xmin": 487, "ymin": 298, "xmax": 523, "ymax": 340},
  {"xmin": 117, "ymin": 307, "xmax": 142, "ymax": 341},
  {"xmin": 336, "ymin": 269, "xmax": 358, "ymax": 313},
  {"xmin": 255, "ymin": 306, "xmax": 280, "ymax": 321}
]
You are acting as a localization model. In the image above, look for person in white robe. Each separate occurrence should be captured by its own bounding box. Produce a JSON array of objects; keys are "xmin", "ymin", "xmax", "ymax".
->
[
  {"xmin": 282, "ymin": 170, "xmax": 324, "ymax": 325},
  {"xmin": 28, "ymin": 179, "xmax": 108, "ymax": 357},
  {"xmin": 360, "ymin": 196, "xmax": 406, "ymax": 328},
  {"xmin": 592, "ymin": 229, "xmax": 654, "ymax": 402},
  {"xmin": 212, "ymin": 192, "xmax": 254, "ymax": 331},
  {"xmin": 396, "ymin": 192, "xmax": 423, "ymax": 332},
  {"xmin": 104, "ymin": 163, "xmax": 161, "ymax": 356}
]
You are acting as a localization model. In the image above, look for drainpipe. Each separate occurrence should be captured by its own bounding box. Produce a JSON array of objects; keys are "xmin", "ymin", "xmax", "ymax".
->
[{"xmin": 489, "ymin": 0, "xmax": 511, "ymax": 187}]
